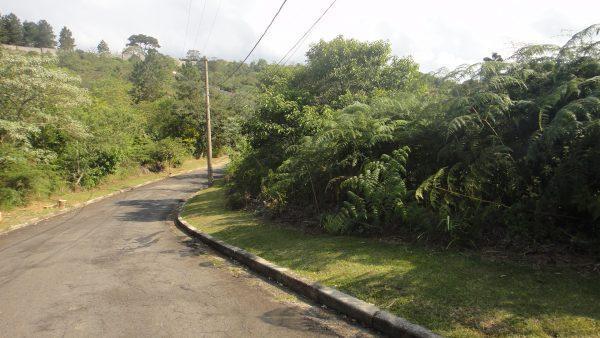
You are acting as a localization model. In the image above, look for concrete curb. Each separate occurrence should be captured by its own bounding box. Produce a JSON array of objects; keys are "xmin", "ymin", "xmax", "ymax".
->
[
  {"xmin": 0, "ymin": 168, "xmax": 202, "ymax": 237},
  {"xmin": 175, "ymin": 205, "xmax": 442, "ymax": 338}
]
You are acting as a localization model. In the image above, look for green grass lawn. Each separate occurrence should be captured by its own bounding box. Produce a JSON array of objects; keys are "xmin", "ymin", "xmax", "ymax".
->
[
  {"xmin": 181, "ymin": 182, "xmax": 600, "ymax": 337},
  {"xmin": 0, "ymin": 157, "xmax": 227, "ymax": 233}
]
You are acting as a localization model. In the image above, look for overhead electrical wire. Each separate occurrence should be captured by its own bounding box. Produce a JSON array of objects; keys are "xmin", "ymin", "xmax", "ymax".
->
[
  {"xmin": 201, "ymin": 0, "xmax": 223, "ymax": 55},
  {"xmin": 181, "ymin": 0, "xmax": 194, "ymax": 56},
  {"xmin": 191, "ymin": 0, "xmax": 208, "ymax": 51},
  {"xmin": 278, "ymin": 0, "xmax": 337, "ymax": 65},
  {"xmin": 219, "ymin": 0, "xmax": 289, "ymax": 86}
]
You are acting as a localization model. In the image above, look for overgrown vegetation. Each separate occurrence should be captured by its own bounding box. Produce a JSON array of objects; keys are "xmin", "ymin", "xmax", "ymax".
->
[
  {"xmin": 0, "ymin": 12, "xmax": 261, "ymax": 210},
  {"xmin": 227, "ymin": 27, "xmax": 600, "ymax": 255},
  {"xmin": 182, "ymin": 183, "xmax": 600, "ymax": 337}
]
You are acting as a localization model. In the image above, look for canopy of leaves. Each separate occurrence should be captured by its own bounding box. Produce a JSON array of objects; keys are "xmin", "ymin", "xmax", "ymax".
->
[
  {"xmin": 58, "ymin": 26, "xmax": 75, "ymax": 51},
  {"xmin": 97, "ymin": 40, "xmax": 110, "ymax": 55},
  {"xmin": 227, "ymin": 28, "xmax": 600, "ymax": 254},
  {"xmin": 127, "ymin": 34, "xmax": 160, "ymax": 51}
]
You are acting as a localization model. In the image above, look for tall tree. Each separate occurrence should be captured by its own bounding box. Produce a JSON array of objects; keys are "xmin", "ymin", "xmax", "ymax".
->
[
  {"xmin": 298, "ymin": 36, "xmax": 419, "ymax": 108},
  {"xmin": 2, "ymin": 13, "xmax": 24, "ymax": 45},
  {"xmin": 186, "ymin": 49, "xmax": 202, "ymax": 62},
  {"xmin": 22, "ymin": 21, "xmax": 38, "ymax": 46},
  {"xmin": 58, "ymin": 26, "xmax": 75, "ymax": 51},
  {"xmin": 126, "ymin": 34, "xmax": 160, "ymax": 52},
  {"xmin": 97, "ymin": 40, "xmax": 110, "ymax": 55},
  {"xmin": 129, "ymin": 49, "xmax": 172, "ymax": 102},
  {"xmin": 0, "ymin": 12, "xmax": 6, "ymax": 44},
  {"xmin": 34, "ymin": 20, "xmax": 56, "ymax": 48}
]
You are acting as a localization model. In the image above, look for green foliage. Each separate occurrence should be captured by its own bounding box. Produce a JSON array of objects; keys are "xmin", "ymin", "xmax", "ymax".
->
[
  {"xmin": 138, "ymin": 138, "xmax": 189, "ymax": 172},
  {"xmin": 1, "ymin": 13, "xmax": 23, "ymax": 45},
  {"xmin": 126, "ymin": 34, "xmax": 160, "ymax": 52},
  {"xmin": 129, "ymin": 49, "xmax": 174, "ymax": 103},
  {"xmin": 34, "ymin": 20, "xmax": 55, "ymax": 48},
  {"xmin": 324, "ymin": 147, "xmax": 410, "ymax": 234},
  {"xmin": 228, "ymin": 28, "xmax": 600, "ymax": 254},
  {"xmin": 58, "ymin": 26, "xmax": 75, "ymax": 51},
  {"xmin": 21, "ymin": 21, "xmax": 38, "ymax": 47},
  {"xmin": 97, "ymin": 40, "xmax": 110, "ymax": 55},
  {"xmin": 296, "ymin": 36, "xmax": 420, "ymax": 108}
]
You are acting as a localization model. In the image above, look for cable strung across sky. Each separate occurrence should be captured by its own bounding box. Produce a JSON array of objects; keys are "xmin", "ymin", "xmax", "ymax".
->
[
  {"xmin": 219, "ymin": 0, "xmax": 289, "ymax": 86},
  {"xmin": 278, "ymin": 0, "xmax": 337, "ymax": 65}
]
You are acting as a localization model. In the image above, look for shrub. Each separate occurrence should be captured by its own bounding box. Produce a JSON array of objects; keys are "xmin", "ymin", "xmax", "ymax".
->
[{"xmin": 140, "ymin": 138, "xmax": 189, "ymax": 172}]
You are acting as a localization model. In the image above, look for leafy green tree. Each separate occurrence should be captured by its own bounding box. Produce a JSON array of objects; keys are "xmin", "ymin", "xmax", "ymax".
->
[
  {"xmin": 126, "ymin": 34, "xmax": 160, "ymax": 52},
  {"xmin": 186, "ymin": 49, "xmax": 202, "ymax": 62},
  {"xmin": 226, "ymin": 26, "xmax": 600, "ymax": 253},
  {"xmin": 0, "ymin": 12, "xmax": 5, "ymax": 44},
  {"xmin": 2, "ymin": 13, "xmax": 24, "ymax": 45},
  {"xmin": 22, "ymin": 21, "xmax": 38, "ymax": 46},
  {"xmin": 296, "ymin": 36, "xmax": 419, "ymax": 108},
  {"xmin": 129, "ymin": 49, "xmax": 173, "ymax": 102},
  {"xmin": 34, "ymin": 20, "xmax": 56, "ymax": 48},
  {"xmin": 58, "ymin": 26, "xmax": 75, "ymax": 51},
  {"xmin": 0, "ymin": 53, "xmax": 89, "ymax": 144},
  {"xmin": 0, "ymin": 52, "xmax": 90, "ymax": 205},
  {"xmin": 97, "ymin": 40, "xmax": 110, "ymax": 55}
]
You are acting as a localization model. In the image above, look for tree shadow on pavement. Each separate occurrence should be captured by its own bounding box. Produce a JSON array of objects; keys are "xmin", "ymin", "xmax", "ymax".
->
[{"xmin": 115, "ymin": 198, "xmax": 182, "ymax": 222}]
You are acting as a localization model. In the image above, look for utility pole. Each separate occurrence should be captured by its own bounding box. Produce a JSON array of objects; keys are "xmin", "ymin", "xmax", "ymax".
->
[{"xmin": 203, "ymin": 56, "xmax": 213, "ymax": 184}]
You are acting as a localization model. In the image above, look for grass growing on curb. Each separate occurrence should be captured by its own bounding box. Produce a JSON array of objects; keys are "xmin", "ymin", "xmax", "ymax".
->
[
  {"xmin": 0, "ymin": 157, "xmax": 228, "ymax": 233},
  {"xmin": 181, "ymin": 182, "xmax": 600, "ymax": 337}
]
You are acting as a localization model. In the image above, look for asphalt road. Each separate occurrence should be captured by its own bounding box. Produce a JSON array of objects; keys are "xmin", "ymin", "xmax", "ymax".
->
[{"xmin": 0, "ymin": 170, "xmax": 373, "ymax": 337}]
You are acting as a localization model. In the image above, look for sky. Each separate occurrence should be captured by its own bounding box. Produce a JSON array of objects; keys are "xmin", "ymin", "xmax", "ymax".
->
[{"xmin": 2, "ymin": 0, "xmax": 600, "ymax": 72}]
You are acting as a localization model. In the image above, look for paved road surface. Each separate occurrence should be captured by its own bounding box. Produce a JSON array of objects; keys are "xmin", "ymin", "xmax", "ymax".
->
[{"xmin": 0, "ymin": 170, "xmax": 373, "ymax": 337}]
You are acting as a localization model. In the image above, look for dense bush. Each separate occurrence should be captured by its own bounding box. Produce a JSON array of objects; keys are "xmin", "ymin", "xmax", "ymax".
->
[
  {"xmin": 227, "ymin": 27, "xmax": 600, "ymax": 254},
  {"xmin": 140, "ymin": 138, "xmax": 189, "ymax": 172}
]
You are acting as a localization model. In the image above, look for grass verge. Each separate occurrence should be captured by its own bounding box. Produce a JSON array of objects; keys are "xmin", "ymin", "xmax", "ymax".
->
[
  {"xmin": 0, "ymin": 157, "xmax": 228, "ymax": 233},
  {"xmin": 181, "ymin": 181, "xmax": 600, "ymax": 337}
]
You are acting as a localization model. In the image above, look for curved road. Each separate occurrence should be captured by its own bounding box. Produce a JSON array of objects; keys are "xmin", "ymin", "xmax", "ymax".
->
[{"xmin": 0, "ymin": 170, "xmax": 372, "ymax": 337}]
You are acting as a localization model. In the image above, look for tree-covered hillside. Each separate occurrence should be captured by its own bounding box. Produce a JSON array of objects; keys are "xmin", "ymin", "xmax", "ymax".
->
[{"xmin": 0, "ymin": 30, "xmax": 260, "ymax": 209}]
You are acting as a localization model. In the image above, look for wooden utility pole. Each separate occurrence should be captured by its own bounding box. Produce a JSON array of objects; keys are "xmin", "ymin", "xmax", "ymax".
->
[{"xmin": 203, "ymin": 56, "xmax": 213, "ymax": 184}]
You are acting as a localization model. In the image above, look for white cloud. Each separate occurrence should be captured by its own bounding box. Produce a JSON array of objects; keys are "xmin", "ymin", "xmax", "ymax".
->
[{"xmin": 2, "ymin": 0, "xmax": 599, "ymax": 71}]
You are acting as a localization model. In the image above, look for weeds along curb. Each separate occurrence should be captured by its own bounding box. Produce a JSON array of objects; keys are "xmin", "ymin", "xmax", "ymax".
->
[
  {"xmin": 175, "ymin": 204, "xmax": 441, "ymax": 338},
  {"xmin": 0, "ymin": 168, "xmax": 201, "ymax": 237}
]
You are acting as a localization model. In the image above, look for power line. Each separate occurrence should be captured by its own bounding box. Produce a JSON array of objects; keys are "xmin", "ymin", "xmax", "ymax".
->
[
  {"xmin": 201, "ymin": 0, "xmax": 223, "ymax": 55},
  {"xmin": 219, "ymin": 0, "xmax": 289, "ymax": 86},
  {"xmin": 181, "ymin": 0, "xmax": 194, "ymax": 56},
  {"xmin": 278, "ymin": 0, "xmax": 337, "ymax": 65},
  {"xmin": 191, "ymin": 0, "xmax": 208, "ymax": 50}
]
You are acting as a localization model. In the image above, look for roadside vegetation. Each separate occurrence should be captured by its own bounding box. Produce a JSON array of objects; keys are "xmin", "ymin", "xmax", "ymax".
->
[
  {"xmin": 182, "ymin": 182, "xmax": 600, "ymax": 337},
  {"xmin": 2, "ymin": 8, "xmax": 599, "ymax": 335},
  {"xmin": 226, "ymin": 26, "xmax": 600, "ymax": 257},
  {"xmin": 0, "ymin": 12, "xmax": 257, "ymax": 214},
  {"xmin": 0, "ymin": 157, "xmax": 229, "ymax": 233}
]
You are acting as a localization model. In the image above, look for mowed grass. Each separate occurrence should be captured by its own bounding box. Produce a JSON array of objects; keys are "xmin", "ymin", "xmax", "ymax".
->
[
  {"xmin": 181, "ymin": 182, "xmax": 600, "ymax": 337},
  {"xmin": 0, "ymin": 157, "xmax": 228, "ymax": 233}
]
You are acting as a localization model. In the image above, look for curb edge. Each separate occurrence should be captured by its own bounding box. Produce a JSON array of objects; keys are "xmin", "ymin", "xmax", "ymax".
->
[{"xmin": 175, "ymin": 199, "xmax": 442, "ymax": 338}]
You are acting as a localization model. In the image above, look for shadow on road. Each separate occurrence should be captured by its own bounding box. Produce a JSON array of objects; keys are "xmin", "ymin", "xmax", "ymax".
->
[
  {"xmin": 115, "ymin": 198, "xmax": 182, "ymax": 222},
  {"xmin": 261, "ymin": 307, "xmax": 335, "ymax": 336}
]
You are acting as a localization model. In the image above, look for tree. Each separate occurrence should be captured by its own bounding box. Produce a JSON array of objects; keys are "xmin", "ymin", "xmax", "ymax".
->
[
  {"xmin": 97, "ymin": 40, "xmax": 110, "ymax": 55},
  {"xmin": 483, "ymin": 52, "xmax": 503, "ymax": 62},
  {"xmin": 35, "ymin": 20, "xmax": 56, "ymax": 48},
  {"xmin": 126, "ymin": 34, "xmax": 160, "ymax": 52},
  {"xmin": 58, "ymin": 26, "xmax": 75, "ymax": 51},
  {"xmin": 2, "ymin": 13, "xmax": 24, "ymax": 45},
  {"xmin": 122, "ymin": 45, "xmax": 144, "ymax": 60},
  {"xmin": 22, "ymin": 21, "xmax": 38, "ymax": 46},
  {"xmin": 129, "ymin": 49, "xmax": 172, "ymax": 102},
  {"xmin": 0, "ymin": 12, "xmax": 7, "ymax": 44},
  {"xmin": 186, "ymin": 49, "xmax": 202, "ymax": 62},
  {"xmin": 298, "ymin": 36, "xmax": 419, "ymax": 108}
]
